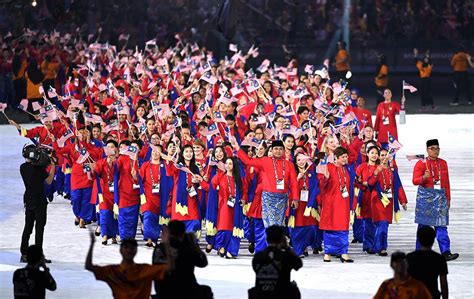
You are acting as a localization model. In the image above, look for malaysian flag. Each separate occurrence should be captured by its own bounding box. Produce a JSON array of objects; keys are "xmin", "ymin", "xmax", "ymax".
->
[
  {"xmin": 304, "ymin": 64, "xmax": 315, "ymax": 74},
  {"xmin": 315, "ymin": 155, "xmax": 328, "ymax": 175},
  {"xmin": 32, "ymin": 101, "xmax": 43, "ymax": 111},
  {"xmin": 195, "ymin": 102, "xmax": 208, "ymax": 120},
  {"xmin": 103, "ymin": 120, "xmax": 119, "ymax": 133},
  {"xmin": 264, "ymin": 125, "xmax": 274, "ymax": 139},
  {"xmin": 403, "ymin": 80, "xmax": 418, "ymax": 93},
  {"xmin": 213, "ymin": 111, "xmax": 226, "ymax": 123},
  {"xmin": 246, "ymin": 78, "xmax": 261, "ymax": 93},
  {"xmin": 103, "ymin": 146, "xmax": 116, "ymax": 157},
  {"xmin": 84, "ymin": 112, "xmax": 103, "ymax": 124},
  {"xmin": 76, "ymin": 146, "xmax": 90, "ymax": 164},
  {"xmin": 297, "ymin": 153, "xmax": 314, "ymax": 166},
  {"xmin": 230, "ymin": 83, "xmax": 245, "ymax": 96},
  {"xmin": 301, "ymin": 121, "xmax": 311, "ymax": 135},
  {"xmin": 218, "ymin": 83, "xmax": 228, "ymax": 95},
  {"xmin": 18, "ymin": 99, "xmax": 29, "ymax": 111},
  {"xmin": 201, "ymin": 123, "xmax": 220, "ymax": 136},
  {"xmin": 406, "ymin": 154, "xmax": 425, "ymax": 161},
  {"xmin": 57, "ymin": 129, "xmax": 74, "ymax": 148},
  {"xmin": 120, "ymin": 146, "xmax": 139, "ymax": 160},
  {"xmin": 388, "ymin": 132, "xmax": 403, "ymax": 151},
  {"xmin": 0, "ymin": 102, "xmax": 7, "ymax": 113},
  {"xmin": 217, "ymin": 91, "xmax": 234, "ymax": 105},
  {"xmin": 256, "ymin": 59, "xmax": 270, "ymax": 73},
  {"xmin": 286, "ymin": 67, "xmax": 297, "ymax": 76},
  {"xmin": 200, "ymin": 71, "xmax": 218, "ymax": 85},
  {"xmin": 280, "ymin": 105, "xmax": 295, "ymax": 117},
  {"xmin": 174, "ymin": 162, "xmax": 193, "ymax": 174},
  {"xmin": 209, "ymin": 156, "xmax": 225, "ymax": 171},
  {"xmin": 293, "ymin": 87, "xmax": 310, "ymax": 98},
  {"xmin": 241, "ymin": 137, "xmax": 263, "ymax": 148}
]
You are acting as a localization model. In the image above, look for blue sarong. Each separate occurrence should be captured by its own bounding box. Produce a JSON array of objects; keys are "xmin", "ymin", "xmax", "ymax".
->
[
  {"xmin": 323, "ymin": 230, "xmax": 349, "ymax": 255},
  {"xmin": 415, "ymin": 186, "xmax": 449, "ymax": 226},
  {"xmin": 100, "ymin": 209, "xmax": 118, "ymax": 238},
  {"xmin": 261, "ymin": 191, "xmax": 288, "ymax": 228}
]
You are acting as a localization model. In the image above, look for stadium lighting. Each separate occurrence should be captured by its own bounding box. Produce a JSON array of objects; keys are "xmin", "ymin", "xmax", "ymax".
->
[{"xmin": 32, "ymin": 0, "xmax": 37, "ymax": 7}]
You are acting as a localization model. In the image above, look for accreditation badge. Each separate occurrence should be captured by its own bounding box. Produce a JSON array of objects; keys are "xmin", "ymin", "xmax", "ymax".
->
[
  {"xmin": 187, "ymin": 186, "xmax": 198, "ymax": 197},
  {"xmin": 382, "ymin": 117, "xmax": 389, "ymax": 125},
  {"xmin": 227, "ymin": 196, "xmax": 236, "ymax": 208},
  {"xmin": 108, "ymin": 181, "xmax": 114, "ymax": 192},
  {"xmin": 300, "ymin": 189, "xmax": 309, "ymax": 202},
  {"xmin": 152, "ymin": 183, "xmax": 160, "ymax": 194},
  {"xmin": 276, "ymin": 179, "xmax": 285, "ymax": 190},
  {"xmin": 341, "ymin": 186, "xmax": 349, "ymax": 198}
]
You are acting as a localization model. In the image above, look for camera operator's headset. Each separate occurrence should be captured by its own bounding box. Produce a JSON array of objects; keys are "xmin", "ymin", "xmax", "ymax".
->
[{"xmin": 22, "ymin": 144, "xmax": 40, "ymax": 161}]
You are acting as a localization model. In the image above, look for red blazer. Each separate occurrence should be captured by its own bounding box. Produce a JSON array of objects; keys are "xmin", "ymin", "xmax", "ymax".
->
[
  {"xmin": 211, "ymin": 172, "xmax": 248, "ymax": 231},
  {"xmin": 374, "ymin": 102, "xmax": 400, "ymax": 143},
  {"xmin": 165, "ymin": 163, "xmax": 200, "ymax": 221},
  {"xmin": 412, "ymin": 158, "xmax": 451, "ymax": 201},
  {"xmin": 318, "ymin": 163, "xmax": 354, "ymax": 231},
  {"xmin": 247, "ymin": 167, "xmax": 263, "ymax": 219}
]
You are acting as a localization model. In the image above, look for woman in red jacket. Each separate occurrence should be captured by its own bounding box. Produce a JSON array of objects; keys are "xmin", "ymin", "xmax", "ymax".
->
[
  {"xmin": 355, "ymin": 146, "xmax": 380, "ymax": 254},
  {"xmin": 212, "ymin": 157, "xmax": 248, "ymax": 258},
  {"xmin": 369, "ymin": 148, "xmax": 408, "ymax": 256},
  {"xmin": 165, "ymin": 145, "xmax": 204, "ymax": 235},
  {"xmin": 318, "ymin": 147, "xmax": 355, "ymax": 263},
  {"xmin": 139, "ymin": 145, "xmax": 167, "ymax": 247},
  {"xmin": 374, "ymin": 89, "xmax": 400, "ymax": 149}
]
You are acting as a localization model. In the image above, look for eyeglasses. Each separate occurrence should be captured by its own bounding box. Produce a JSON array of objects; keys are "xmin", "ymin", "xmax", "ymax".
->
[{"xmin": 428, "ymin": 147, "xmax": 440, "ymax": 151}]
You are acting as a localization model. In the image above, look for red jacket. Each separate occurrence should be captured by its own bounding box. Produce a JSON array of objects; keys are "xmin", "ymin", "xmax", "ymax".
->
[
  {"xmin": 237, "ymin": 150, "xmax": 298, "ymax": 200},
  {"xmin": 93, "ymin": 158, "xmax": 115, "ymax": 210},
  {"xmin": 355, "ymin": 163, "xmax": 377, "ymax": 219},
  {"xmin": 294, "ymin": 172, "xmax": 318, "ymax": 227},
  {"xmin": 116, "ymin": 155, "xmax": 140, "ymax": 208},
  {"xmin": 374, "ymin": 102, "xmax": 400, "ymax": 143},
  {"xmin": 54, "ymin": 142, "xmax": 103, "ymax": 190},
  {"xmin": 412, "ymin": 158, "xmax": 451, "ymax": 201},
  {"xmin": 247, "ymin": 167, "xmax": 263, "ymax": 219},
  {"xmin": 139, "ymin": 161, "xmax": 164, "ymax": 214},
  {"xmin": 211, "ymin": 172, "xmax": 248, "ymax": 231},
  {"xmin": 318, "ymin": 163, "xmax": 355, "ymax": 231},
  {"xmin": 353, "ymin": 107, "xmax": 373, "ymax": 129},
  {"xmin": 368, "ymin": 167, "xmax": 408, "ymax": 223},
  {"xmin": 22, "ymin": 122, "xmax": 67, "ymax": 145}
]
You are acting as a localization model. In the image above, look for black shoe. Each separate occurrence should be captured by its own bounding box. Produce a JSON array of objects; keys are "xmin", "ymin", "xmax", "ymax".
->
[
  {"xmin": 58, "ymin": 191, "xmax": 63, "ymax": 196},
  {"xmin": 74, "ymin": 218, "xmax": 79, "ymax": 226},
  {"xmin": 43, "ymin": 258, "xmax": 51, "ymax": 263},
  {"xmin": 102, "ymin": 240, "xmax": 108, "ymax": 245},
  {"xmin": 20, "ymin": 255, "xmax": 27, "ymax": 263},
  {"xmin": 443, "ymin": 252, "xmax": 459, "ymax": 261},
  {"xmin": 351, "ymin": 239, "xmax": 362, "ymax": 244},
  {"xmin": 365, "ymin": 250, "xmax": 376, "ymax": 255},
  {"xmin": 313, "ymin": 249, "xmax": 320, "ymax": 255},
  {"xmin": 64, "ymin": 194, "xmax": 71, "ymax": 200},
  {"xmin": 299, "ymin": 254, "xmax": 305, "ymax": 258},
  {"xmin": 205, "ymin": 245, "xmax": 213, "ymax": 253},
  {"xmin": 248, "ymin": 243, "xmax": 255, "ymax": 254},
  {"xmin": 303, "ymin": 251, "xmax": 309, "ymax": 257},
  {"xmin": 340, "ymin": 257, "xmax": 354, "ymax": 263},
  {"xmin": 48, "ymin": 196, "xmax": 53, "ymax": 203},
  {"xmin": 218, "ymin": 250, "xmax": 225, "ymax": 258},
  {"xmin": 94, "ymin": 227, "xmax": 101, "ymax": 236},
  {"xmin": 323, "ymin": 255, "xmax": 331, "ymax": 262},
  {"xmin": 111, "ymin": 239, "xmax": 118, "ymax": 244},
  {"xmin": 377, "ymin": 251, "xmax": 388, "ymax": 257}
]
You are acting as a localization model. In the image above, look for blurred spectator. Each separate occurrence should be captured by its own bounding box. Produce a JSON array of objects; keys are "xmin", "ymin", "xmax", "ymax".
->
[
  {"xmin": 450, "ymin": 46, "xmax": 473, "ymax": 106},
  {"xmin": 413, "ymin": 48, "xmax": 435, "ymax": 110},
  {"xmin": 13, "ymin": 245, "xmax": 57, "ymax": 299},
  {"xmin": 152, "ymin": 220, "xmax": 212, "ymax": 299},
  {"xmin": 249, "ymin": 225, "xmax": 302, "ymax": 299},
  {"xmin": 374, "ymin": 53, "xmax": 388, "ymax": 104},
  {"xmin": 407, "ymin": 226, "xmax": 449, "ymax": 299},
  {"xmin": 373, "ymin": 251, "xmax": 432, "ymax": 299}
]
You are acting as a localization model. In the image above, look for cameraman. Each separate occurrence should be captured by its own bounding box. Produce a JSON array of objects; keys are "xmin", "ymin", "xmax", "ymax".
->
[
  {"xmin": 20, "ymin": 145, "xmax": 56, "ymax": 263},
  {"xmin": 152, "ymin": 220, "xmax": 213, "ymax": 299},
  {"xmin": 249, "ymin": 225, "xmax": 303, "ymax": 299},
  {"xmin": 13, "ymin": 245, "xmax": 57, "ymax": 298}
]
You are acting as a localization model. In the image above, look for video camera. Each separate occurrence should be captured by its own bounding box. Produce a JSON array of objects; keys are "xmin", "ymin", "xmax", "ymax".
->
[{"xmin": 22, "ymin": 144, "xmax": 54, "ymax": 167}]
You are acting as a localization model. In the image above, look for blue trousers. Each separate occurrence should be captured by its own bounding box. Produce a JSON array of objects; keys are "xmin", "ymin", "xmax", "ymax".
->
[
  {"xmin": 215, "ymin": 230, "xmax": 241, "ymax": 256},
  {"xmin": 143, "ymin": 211, "xmax": 161, "ymax": 242},
  {"xmin": 71, "ymin": 188, "xmax": 94, "ymax": 221},
  {"xmin": 312, "ymin": 227, "xmax": 323, "ymax": 250},
  {"xmin": 416, "ymin": 224, "xmax": 451, "ymax": 254},
  {"xmin": 64, "ymin": 173, "xmax": 71, "ymax": 196},
  {"xmin": 244, "ymin": 217, "xmax": 255, "ymax": 243},
  {"xmin": 54, "ymin": 166, "xmax": 65, "ymax": 194},
  {"xmin": 352, "ymin": 218, "xmax": 364, "ymax": 242},
  {"xmin": 374, "ymin": 221, "xmax": 389, "ymax": 253},
  {"xmin": 118, "ymin": 204, "xmax": 139, "ymax": 240},
  {"xmin": 100, "ymin": 209, "xmax": 118, "ymax": 238},
  {"xmin": 363, "ymin": 218, "xmax": 375, "ymax": 252},
  {"xmin": 253, "ymin": 218, "xmax": 267, "ymax": 253},
  {"xmin": 291, "ymin": 226, "xmax": 316, "ymax": 256},
  {"xmin": 324, "ymin": 230, "xmax": 349, "ymax": 255}
]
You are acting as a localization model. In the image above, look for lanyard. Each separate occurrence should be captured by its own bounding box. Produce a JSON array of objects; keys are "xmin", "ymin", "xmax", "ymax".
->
[
  {"xmin": 149, "ymin": 162, "xmax": 161, "ymax": 186},
  {"xmin": 272, "ymin": 158, "xmax": 285, "ymax": 181},
  {"xmin": 382, "ymin": 103, "xmax": 390, "ymax": 117},
  {"xmin": 104, "ymin": 161, "xmax": 113, "ymax": 183},
  {"xmin": 301, "ymin": 171, "xmax": 308, "ymax": 190},
  {"xmin": 226, "ymin": 175, "xmax": 235, "ymax": 196},
  {"xmin": 336, "ymin": 166, "xmax": 347, "ymax": 189},
  {"xmin": 380, "ymin": 168, "xmax": 392, "ymax": 190},
  {"xmin": 429, "ymin": 159, "xmax": 441, "ymax": 182},
  {"xmin": 130, "ymin": 160, "xmax": 137, "ymax": 183}
]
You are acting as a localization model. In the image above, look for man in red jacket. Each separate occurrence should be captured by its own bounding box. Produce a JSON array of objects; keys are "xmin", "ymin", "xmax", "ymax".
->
[
  {"xmin": 232, "ymin": 139, "xmax": 298, "ymax": 228},
  {"xmin": 412, "ymin": 139, "xmax": 459, "ymax": 261}
]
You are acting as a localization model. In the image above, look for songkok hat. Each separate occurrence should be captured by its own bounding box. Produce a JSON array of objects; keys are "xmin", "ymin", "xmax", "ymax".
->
[
  {"xmin": 426, "ymin": 139, "xmax": 439, "ymax": 148},
  {"xmin": 271, "ymin": 140, "xmax": 284, "ymax": 148}
]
